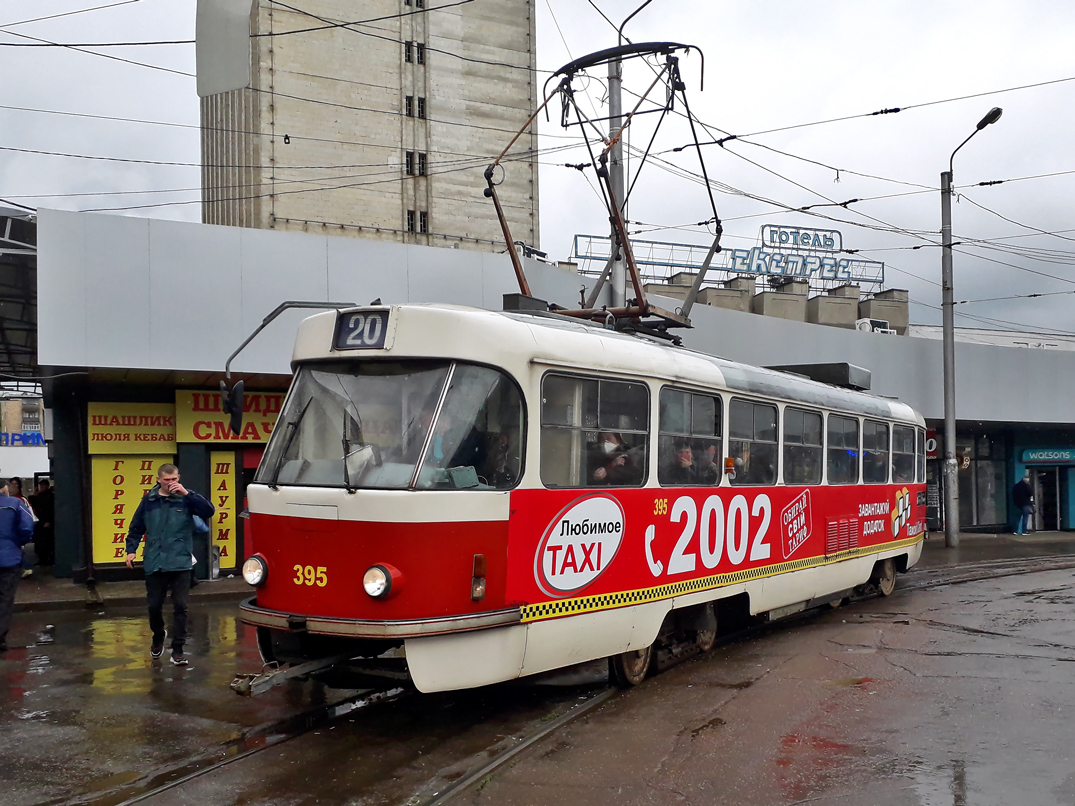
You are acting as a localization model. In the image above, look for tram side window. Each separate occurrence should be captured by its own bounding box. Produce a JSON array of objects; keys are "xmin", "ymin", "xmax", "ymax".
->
[
  {"xmin": 892, "ymin": 425, "xmax": 916, "ymax": 483},
  {"xmin": 862, "ymin": 420, "xmax": 890, "ymax": 484},
  {"xmin": 916, "ymin": 428, "xmax": 926, "ymax": 483},
  {"xmin": 783, "ymin": 407, "xmax": 822, "ymax": 485},
  {"xmin": 729, "ymin": 398, "xmax": 777, "ymax": 486},
  {"xmin": 416, "ymin": 364, "xmax": 525, "ymax": 490},
  {"xmin": 541, "ymin": 374, "xmax": 648, "ymax": 488},
  {"xmin": 827, "ymin": 414, "xmax": 859, "ymax": 485},
  {"xmin": 657, "ymin": 388, "xmax": 722, "ymax": 486}
]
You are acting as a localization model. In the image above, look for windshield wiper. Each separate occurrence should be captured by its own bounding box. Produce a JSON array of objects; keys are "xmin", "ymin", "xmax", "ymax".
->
[
  {"xmin": 341, "ymin": 416, "xmax": 357, "ymax": 494},
  {"xmin": 269, "ymin": 397, "xmax": 312, "ymax": 488}
]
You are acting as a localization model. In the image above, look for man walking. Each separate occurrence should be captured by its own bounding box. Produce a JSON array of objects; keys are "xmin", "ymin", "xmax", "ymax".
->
[
  {"xmin": 0, "ymin": 483, "xmax": 36, "ymax": 651},
  {"xmin": 1012, "ymin": 471, "xmax": 1034, "ymax": 535},
  {"xmin": 126, "ymin": 464, "xmax": 214, "ymax": 666}
]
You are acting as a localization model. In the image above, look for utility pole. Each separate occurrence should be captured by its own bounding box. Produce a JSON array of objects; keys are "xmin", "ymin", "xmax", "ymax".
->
[
  {"xmin": 939, "ymin": 107, "xmax": 1003, "ymax": 549},
  {"xmin": 608, "ymin": 55, "xmax": 626, "ymax": 308},
  {"xmin": 940, "ymin": 169, "xmax": 959, "ymax": 548}
]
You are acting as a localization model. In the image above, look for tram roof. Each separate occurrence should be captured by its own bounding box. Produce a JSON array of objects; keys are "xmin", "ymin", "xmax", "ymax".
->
[{"xmin": 293, "ymin": 304, "xmax": 923, "ymax": 425}]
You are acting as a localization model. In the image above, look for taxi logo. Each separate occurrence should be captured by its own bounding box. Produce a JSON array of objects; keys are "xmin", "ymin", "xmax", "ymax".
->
[
  {"xmin": 892, "ymin": 487, "xmax": 911, "ymax": 537},
  {"xmin": 535, "ymin": 495, "xmax": 624, "ymax": 596}
]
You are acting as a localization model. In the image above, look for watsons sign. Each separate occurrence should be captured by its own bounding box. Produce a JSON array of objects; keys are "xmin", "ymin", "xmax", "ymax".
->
[
  {"xmin": 1022, "ymin": 448, "xmax": 1075, "ymax": 464},
  {"xmin": 535, "ymin": 495, "xmax": 624, "ymax": 596}
]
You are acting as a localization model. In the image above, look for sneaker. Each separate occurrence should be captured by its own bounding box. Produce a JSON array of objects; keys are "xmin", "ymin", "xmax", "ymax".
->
[
  {"xmin": 170, "ymin": 653, "xmax": 189, "ymax": 666},
  {"xmin": 20, "ymin": 568, "xmax": 32, "ymax": 579},
  {"xmin": 151, "ymin": 629, "xmax": 167, "ymax": 659}
]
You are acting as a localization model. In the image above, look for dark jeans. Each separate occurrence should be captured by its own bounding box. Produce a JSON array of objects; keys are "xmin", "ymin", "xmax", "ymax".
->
[
  {"xmin": 146, "ymin": 570, "xmax": 191, "ymax": 653},
  {"xmin": 0, "ymin": 564, "xmax": 20, "ymax": 647}
]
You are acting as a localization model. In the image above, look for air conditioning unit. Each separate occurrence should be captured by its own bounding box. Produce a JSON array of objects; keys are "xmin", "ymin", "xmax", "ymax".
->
[{"xmin": 855, "ymin": 318, "xmax": 895, "ymax": 334}]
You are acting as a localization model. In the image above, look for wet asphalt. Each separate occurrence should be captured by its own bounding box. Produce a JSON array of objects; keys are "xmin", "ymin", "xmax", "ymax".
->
[{"xmin": 2, "ymin": 536, "xmax": 1075, "ymax": 805}]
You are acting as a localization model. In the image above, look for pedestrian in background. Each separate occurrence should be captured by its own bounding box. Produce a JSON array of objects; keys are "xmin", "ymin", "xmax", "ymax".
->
[
  {"xmin": 0, "ymin": 481, "xmax": 36, "ymax": 651},
  {"xmin": 8, "ymin": 478, "xmax": 36, "ymax": 578},
  {"xmin": 1012, "ymin": 472, "xmax": 1034, "ymax": 535},
  {"xmin": 125, "ymin": 463, "xmax": 214, "ymax": 666},
  {"xmin": 29, "ymin": 480, "xmax": 55, "ymax": 567}
]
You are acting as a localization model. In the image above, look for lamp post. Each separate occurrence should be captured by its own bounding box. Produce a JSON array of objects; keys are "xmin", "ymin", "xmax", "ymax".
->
[{"xmin": 940, "ymin": 106, "xmax": 1003, "ymax": 548}]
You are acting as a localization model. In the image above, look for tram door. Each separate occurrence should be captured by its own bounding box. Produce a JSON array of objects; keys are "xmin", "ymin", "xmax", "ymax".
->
[{"xmin": 1031, "ymin": 468, "xmax": 1060, "ymax": 531}]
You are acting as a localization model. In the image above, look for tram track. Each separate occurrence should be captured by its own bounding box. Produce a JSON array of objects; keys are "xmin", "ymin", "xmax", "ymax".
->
[{"xmin": 47, "ymin": 552, "xmax": 1075, "ymax": 806}]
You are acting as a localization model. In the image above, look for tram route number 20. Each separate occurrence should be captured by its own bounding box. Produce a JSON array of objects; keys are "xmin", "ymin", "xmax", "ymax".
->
[
  {"xmin": 646, "ymin": 494, "xmax": 772, "ymax": 577},
  {"xmin": 334, "ymin": 310, "xmax": 388, "ymax": 350},
  {"xmin": 293, "ymin": 565, "xmax": 328, "ymax": 587}
]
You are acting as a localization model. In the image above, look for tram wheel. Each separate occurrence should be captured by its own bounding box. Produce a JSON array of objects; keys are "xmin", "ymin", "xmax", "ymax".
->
[
  {"xmin": 609, "ymin": 645, "xmax": 653, "ymax": 687},
  {"xmin": 873, "ymin": 558, "xmax": 897, "ymax": 597},
  {"xmin": 694, "ymin": 603, "xmax": 717, "ymax": 653}
]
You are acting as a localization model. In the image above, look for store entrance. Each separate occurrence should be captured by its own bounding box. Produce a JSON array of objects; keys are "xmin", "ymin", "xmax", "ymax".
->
[{"xmin": 1031, "ymin": 467, "xmax": 1061, "ymax": 531}]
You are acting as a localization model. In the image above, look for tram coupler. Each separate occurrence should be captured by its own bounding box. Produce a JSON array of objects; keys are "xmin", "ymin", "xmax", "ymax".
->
[{"xmin": 231, "ymin": 654, "xmax": 349, "ymax": 697}]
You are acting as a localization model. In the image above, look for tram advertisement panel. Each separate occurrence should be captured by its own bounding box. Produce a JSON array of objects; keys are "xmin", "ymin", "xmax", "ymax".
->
[{"xmin": 507, "ymin": 484, "xmax": 925, "ymax": 619}]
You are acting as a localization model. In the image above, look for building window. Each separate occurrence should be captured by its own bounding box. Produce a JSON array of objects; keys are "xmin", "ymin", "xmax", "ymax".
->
[
  {"xmin": 404, "ymin": 0, "xmax": 411, "ymax": 5},
  {"xmin": 416, "ymin": 43, "xmax": 426, "ymax": 65},
  {"xmin": 405, "ymin": 95, "xmax": 414, "ymax": 117},
  {"xmin": 404, "ymin": 41, "xmax": 413, "ymax": 63},
  {"xmin": 419, "ymin": 211, "xmax": 428, "ymax": 233},
  {"xmin": 405, "ymin": 151, "xmax": 415, "ymax": 175},
  {"xmin": 416, "ymin": 0, "xmax": 425, "ymax": 7},
  {"xmin": 417, "ymin": 96, "xmax": 426, "ymax": 119},
  {"xmin": 406, "ymin": 210, "xmax": 415, "ymax": 232},
  {"xmin": 417, "ymin": 152, "xmax": 427, "ymax": 176}
]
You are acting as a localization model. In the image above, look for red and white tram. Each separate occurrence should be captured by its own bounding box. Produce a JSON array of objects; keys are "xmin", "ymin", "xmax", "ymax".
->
[{"xmin": 239, "ymin": 304, "xmax": 927, "ymax": 692}]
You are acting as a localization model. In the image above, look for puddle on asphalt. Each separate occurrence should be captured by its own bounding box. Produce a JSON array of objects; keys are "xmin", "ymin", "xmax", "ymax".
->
[{"xmin": 689, "ymin": 716, "xmax": 726, "ymax": 739}]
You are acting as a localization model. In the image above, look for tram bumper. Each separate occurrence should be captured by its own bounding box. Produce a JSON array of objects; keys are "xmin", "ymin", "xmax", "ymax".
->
[
  {"xmin": 239, "ymin": 597, "xmax": 522, "ymax": 639},
  {"xmin": 239, "ymin": 598, "xmax": 527, "ymax": 692}
]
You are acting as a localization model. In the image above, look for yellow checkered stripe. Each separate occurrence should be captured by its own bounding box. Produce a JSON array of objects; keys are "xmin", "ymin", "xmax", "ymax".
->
[{"xmin": 520, "ymin": 534, "xmax": 924, "ymax": 623}]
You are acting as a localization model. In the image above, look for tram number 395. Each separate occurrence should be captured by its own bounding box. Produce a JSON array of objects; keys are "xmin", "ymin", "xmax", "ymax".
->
[
  {"xmin": 646, "ymin": 494, "xmax": 771, "ymax": 577},
  {"xmin": 293, "ymin": 565, "xmax": 328, "ymax": 587}
]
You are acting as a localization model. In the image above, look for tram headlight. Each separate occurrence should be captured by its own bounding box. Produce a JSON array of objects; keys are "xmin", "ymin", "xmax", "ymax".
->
[
  {"xmin": 363, "ymin": 563, "xmax": 402, "ymax": 599},
  {"xmin": 242, "ymin": 555, "xmax": 268, "ymax": 586}
]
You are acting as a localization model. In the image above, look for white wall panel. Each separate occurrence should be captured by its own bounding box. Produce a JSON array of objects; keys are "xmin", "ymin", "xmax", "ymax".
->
[
  {"xmin": 37, "ymin": 209, "xmax": 88, "ymax": 368},
  {"xmin": 406, "ymin": 242, "xmax": 483, "ymax": 306},
  {"xmin": 234, "ymin": 227, "xmax": 328, "ymax": 375},
  {"xmin": 35, "ymin": 209, "xmax": 1075, "ymax": 428},
  {"xmin": 147, "ymin": 218, "xmax": 243, "ymax": 372},
  {"xmin": 326, "ymin": 236, "xmax": 408, "ymax": 306},
  {"xmin": 84, "ymin": 215, "xmax": 152, "ymax": 369}
]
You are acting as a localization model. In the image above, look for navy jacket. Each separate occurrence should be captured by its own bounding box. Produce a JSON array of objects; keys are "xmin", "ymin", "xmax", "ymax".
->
[
  {"xmin": 0, "ymin": 494, "xmax": 35, "ymax": 568},
  {"xmin": 125, "ymin": 485, "xmax": 215, "ymax": 574}
]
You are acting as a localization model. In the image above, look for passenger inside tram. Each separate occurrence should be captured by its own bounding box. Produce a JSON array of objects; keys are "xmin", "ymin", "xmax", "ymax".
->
[
  {"xmin": 662, "ymin": 440, "xmax": 699, "ymax": 485},
  {"xmin": 589, "ymin": 431, "xmax": 644, "ymax": 486}
]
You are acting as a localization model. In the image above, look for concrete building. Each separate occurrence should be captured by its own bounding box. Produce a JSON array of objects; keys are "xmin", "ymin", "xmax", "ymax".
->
[{"xmin": 200, "ymin": 0, "xmax": 539, "ymax": 252}]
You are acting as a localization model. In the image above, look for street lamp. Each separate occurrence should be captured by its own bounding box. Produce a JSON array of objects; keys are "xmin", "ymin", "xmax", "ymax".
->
[{"xmin": 940, "ymin": 106, "xmax": 1002, "ymax": 548}]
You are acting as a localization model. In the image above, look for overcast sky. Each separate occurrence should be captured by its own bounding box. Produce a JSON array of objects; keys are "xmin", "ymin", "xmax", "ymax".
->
[{"xmin": 3, "ymin": 1, "xmax": 1075, "ymax": 334}]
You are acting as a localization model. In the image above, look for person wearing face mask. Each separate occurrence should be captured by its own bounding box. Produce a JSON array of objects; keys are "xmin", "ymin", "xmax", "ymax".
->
[{"xmin": 590, "ymin": 432, "xmax": 642, "ymax": 486}]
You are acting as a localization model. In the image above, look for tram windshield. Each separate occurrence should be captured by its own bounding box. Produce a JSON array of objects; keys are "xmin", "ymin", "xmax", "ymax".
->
[{"xmin": 256, "ymin": 360, "xmax": 524, "ymax": 490}]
